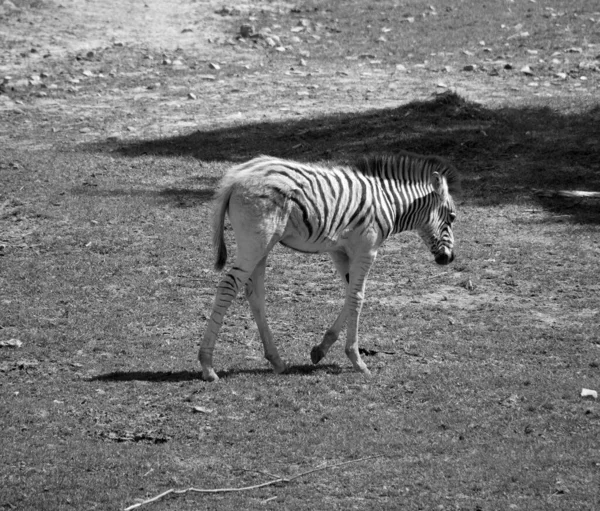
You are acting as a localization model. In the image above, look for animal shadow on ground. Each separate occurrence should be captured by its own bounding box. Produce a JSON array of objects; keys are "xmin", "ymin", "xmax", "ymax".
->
[
  {"xmin": 83, "ymin": 92, "xmax": 600, "ymax": 223},
  {"xmin": 89, "ymin": 363, "xmax": 342, "ymax": 383}
]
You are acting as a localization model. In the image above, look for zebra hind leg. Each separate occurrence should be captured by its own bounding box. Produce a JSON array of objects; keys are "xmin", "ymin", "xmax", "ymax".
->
[
  {"xmin": 199, "ymin": 265, "xmax": 254, "ymax": 382},
  {"xmin": 245, "ymin": 256, "xmax": 288, "ymax": 375},
  {"xmin": 311, "ymin": 251, "xmax": 350, "ymax": 365},
  {"xmin": 200, "ymin": 192, "xmax": 285, "ymax": 382}
]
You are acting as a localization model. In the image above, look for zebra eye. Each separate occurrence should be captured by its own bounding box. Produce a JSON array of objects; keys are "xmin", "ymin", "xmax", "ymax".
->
[{"xmin": 448, "ymin": 212, "xmax": 457, "ymax": 222}]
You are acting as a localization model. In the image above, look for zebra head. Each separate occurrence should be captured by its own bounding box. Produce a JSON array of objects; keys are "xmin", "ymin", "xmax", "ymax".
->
[{"xmin": 418, "ymin": 171, "xmax": 457, "ymax": 266}]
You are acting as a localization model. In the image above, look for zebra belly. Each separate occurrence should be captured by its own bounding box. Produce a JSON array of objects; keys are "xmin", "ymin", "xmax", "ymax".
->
[{"xmin": 278, "ymin": 235, "xmax": 339, "ymax": 254}]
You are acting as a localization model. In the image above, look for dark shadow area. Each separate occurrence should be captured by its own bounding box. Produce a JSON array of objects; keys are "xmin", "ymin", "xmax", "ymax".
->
[
  {"xmin": 71, "ymin": 176, "xmax": 219, "ymax": 206},
  {"xmin": 72, "ymin": 186, "xmax": 215, "ymax": 206},
  {"xmin": 82, "ymin": 93, "xmax": 600, "ymax": 223},
  {"xmin": 89, "ymin": 370, "xmax": 203, "ymax": 382},
  {"xmin": 89, "ymin": 363, "xmax": 342, "ymax": 383}
]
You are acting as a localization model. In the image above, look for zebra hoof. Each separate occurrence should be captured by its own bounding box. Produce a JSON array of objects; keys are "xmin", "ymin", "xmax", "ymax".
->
[
  {"xmin": 273, "ymin": 361, "xmax": 289, "ymax": 375},
  {"xmin": 360, "ymin": 367, "xmax": 373, "ymax": 378},
  {"xmin": 310, "ymin": 346, "xmax": 325, "ymax": 365},
  {"xmin": 202, "ymin": 368, "xmax": 220, "ymax": 382}
]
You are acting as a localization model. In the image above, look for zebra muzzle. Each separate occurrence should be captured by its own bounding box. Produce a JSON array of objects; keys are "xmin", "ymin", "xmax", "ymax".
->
[{"xmin": 434, "ymin": 247, "xmax": 454, "ymax": 265}]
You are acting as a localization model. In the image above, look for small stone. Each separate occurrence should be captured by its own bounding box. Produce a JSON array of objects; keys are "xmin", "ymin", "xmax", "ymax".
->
[
  {"xmin": 187, "ymin": 92, "xmax": 197, "ymax": 100},
  {"xmin": 520, "ymin": 65, "xmax": 534, "ymax": 75},
  {"xmin": 239, "ymin": 24, "xmax": 254, "ymax": 38},
  {"xmin": 2, "ymin": 0, "xmax": 19, "ymax": 12},
  {"xmin": 208, "ymin": 62, "xmax": 220, "ymax": 70},
  {"xmin": 193, "ymin": 406, "xmax": 214, "ymax": 414},
  {"xmin": 463, "ymin": 64, "xmax": 477, "ymax": 72},
  {"xmin": 0, "ymin": 339, "xmax": 23, "ymax": 349}
]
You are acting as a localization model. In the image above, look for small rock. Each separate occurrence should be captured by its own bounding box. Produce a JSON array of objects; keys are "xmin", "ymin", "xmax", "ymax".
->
[
  {"xmin": 193, "ymin": 406, "xmax": 214, "ymax": 414},
  {"xmin": 463, "ymin": 64, "xmax": 478, "ymax": 72},
  {"xmin": 0, "ymin": 339, "xmax": 23, "ymax": 349},
  {"xmin": 2, "ymin": 0, "xmax": 19, "ymax": 12},
  {"xmin": 208, "ymin": 62, "xmax": 220, "ymax": 70},
  {"xmin": 239, "ymin": 24, "xmax": 254, "ymax": 38},
  {"xmin": 215, "ymin": 6, "xmax": 240, "ymax": 16},
  {"xmin": 581, "ymin": 388, "xmax": 598, "ymax": 399},
  {"xmin": 520, "ymin": 65, "xmax": 534, "ymax": 75},
  {"xmin": 187, "ymin": 92, "xmax": 197, "ymax": 100}
]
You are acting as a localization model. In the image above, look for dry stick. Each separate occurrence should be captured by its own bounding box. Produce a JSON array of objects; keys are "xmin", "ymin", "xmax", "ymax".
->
[{"xmin": 124, "ymin": 454, "xmax": 385, "ymax": 511}]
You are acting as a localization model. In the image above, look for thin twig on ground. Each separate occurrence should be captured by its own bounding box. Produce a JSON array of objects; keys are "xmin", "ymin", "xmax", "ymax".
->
[{"xmin": 123, "ymin": 454, "xmax": 385, "ymax": 511}]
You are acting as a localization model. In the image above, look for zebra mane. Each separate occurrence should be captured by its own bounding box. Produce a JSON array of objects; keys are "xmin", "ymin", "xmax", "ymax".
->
[{"xmin": 354, "ymin": 152, "xmax": 461, "ymax": 195}]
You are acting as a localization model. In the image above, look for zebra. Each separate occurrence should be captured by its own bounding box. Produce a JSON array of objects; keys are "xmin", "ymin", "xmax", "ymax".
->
[{"xmin": 199, "ymin": 152, "xmax": 460, "ymax": 382}]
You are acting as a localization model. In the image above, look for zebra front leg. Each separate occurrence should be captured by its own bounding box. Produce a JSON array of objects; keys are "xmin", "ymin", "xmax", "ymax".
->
[
  {"xmin": 311, "ymin": 251, "xmax": 350, "ymax": 365},
  {"xmin": 199, "ymin": 267, "xmax": 252, "ymax": 382},
  {"xmin": 245, "ymin": 257, "xmax": 288, "ymax": 375},
  {"xmin": 311, "ymin": 305, "xmax": 348, "ymax": 364},
  {"xmin": 343, "ymin": 252, "xmax": 377, "ymax": 376}
]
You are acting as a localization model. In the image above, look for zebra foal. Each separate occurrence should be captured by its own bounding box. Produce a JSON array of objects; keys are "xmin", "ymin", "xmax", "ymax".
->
[{"xmin": 200, "ymin": 152, "xmax": 460, "ymax": 382}]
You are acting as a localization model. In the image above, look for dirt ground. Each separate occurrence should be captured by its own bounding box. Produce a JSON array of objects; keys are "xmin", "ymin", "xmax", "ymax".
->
[{"xmin": 5, "ymin": 0, "xmax": 597, "ymax": 150}]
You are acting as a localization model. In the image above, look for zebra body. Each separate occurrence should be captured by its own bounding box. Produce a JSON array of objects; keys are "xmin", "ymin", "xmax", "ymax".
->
[{"xmin": 200, "ymin": 153, "xmax": 460, "ymax": 382}]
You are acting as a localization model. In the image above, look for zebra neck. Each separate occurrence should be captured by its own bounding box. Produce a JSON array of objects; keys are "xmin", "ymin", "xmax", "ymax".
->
[{"xmin": 392, "ymin": 194, "xmax": 430, "ymax": 234}]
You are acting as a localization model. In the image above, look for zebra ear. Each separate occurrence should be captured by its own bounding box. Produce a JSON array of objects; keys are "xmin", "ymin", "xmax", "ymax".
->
[{"xmin": 431, "ymin": 172, "xmax": 449, "ymax": 199}]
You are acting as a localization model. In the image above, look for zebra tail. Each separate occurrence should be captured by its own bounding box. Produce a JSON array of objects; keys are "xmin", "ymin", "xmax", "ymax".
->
[{"xmin": 212, "ymin": 184, "xmax": 233, "ymax": 271}]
